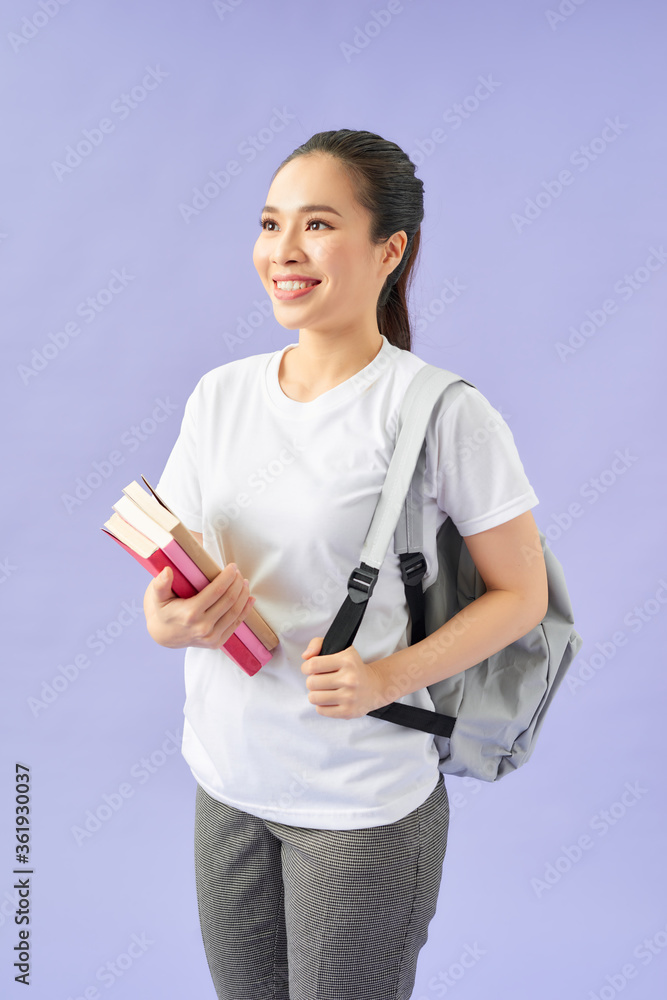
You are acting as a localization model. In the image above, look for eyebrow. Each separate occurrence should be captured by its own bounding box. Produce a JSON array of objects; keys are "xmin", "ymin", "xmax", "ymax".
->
[{"xmin": 260, "ymin": 203, "xmax": 342, "ymax": 218}]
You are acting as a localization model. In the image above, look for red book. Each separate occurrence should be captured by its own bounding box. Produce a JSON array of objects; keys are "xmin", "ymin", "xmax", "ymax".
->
[
  {"xmin": 102, "ymin": 520, "xmax": 263, "ymax": 676},
  {"xmin": 123, "ymin": 478, "xmax": 278, "ymax": 652}
]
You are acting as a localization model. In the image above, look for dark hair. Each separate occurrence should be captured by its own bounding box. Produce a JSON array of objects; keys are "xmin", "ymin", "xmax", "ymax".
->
[{"xmin": 271, "ymin": 129, "xmax": 424, "ymax": 353}]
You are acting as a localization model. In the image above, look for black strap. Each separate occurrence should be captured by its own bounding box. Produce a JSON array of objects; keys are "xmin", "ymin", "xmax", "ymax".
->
[
  {"xmin": 320, "ymin": 552, "xmax": 457, "ymax": 739},
  {"xmin": 320, "ymin": 563, "xmax": 379, "ymax": 657},
  {"xmin": 399, "ymin": 551, "xmax": 428, "ymax": 645},
  {"xmin": 367, "ymin": 701, "xmax": 455, "ymax": 737}
]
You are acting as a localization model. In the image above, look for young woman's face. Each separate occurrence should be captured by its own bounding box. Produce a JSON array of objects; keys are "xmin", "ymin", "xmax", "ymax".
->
[{"xmin": 253, "ymin": 152, "xmax": 404, "ymax": 334}]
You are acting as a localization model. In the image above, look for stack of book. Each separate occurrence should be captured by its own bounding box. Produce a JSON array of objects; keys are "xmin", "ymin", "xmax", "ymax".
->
[{"xmin": 101, "ymin": 477, "xmax": 278, "ymax": 676}]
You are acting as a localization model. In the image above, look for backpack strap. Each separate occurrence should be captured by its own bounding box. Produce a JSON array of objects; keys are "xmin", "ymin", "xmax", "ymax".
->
[
  {"xmin": 320, "ymin": 364, "xmax": 469, "ymax": 736},
  {"xmin": 393, "ymin": 375, "xmax": 476, "ymax": 647},
  {"xmin": 320, "ymin": 365, "xmax": 449, "ymax": 656},
  {"xmin": 394, "ymin": 440, "xmax": 429, "ymax": 645}
]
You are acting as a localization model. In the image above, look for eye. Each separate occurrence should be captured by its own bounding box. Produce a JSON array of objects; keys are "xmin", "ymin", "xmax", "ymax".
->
[
  {"xmin": 259, "ymin": 216, "xmax": 332, "ymax": 232},
  {"xmin": 305, "ymin": 218, "xmax": 331, "ymax": 231}
]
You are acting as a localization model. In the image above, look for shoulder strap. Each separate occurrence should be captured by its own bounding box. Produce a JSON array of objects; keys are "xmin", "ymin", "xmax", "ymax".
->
[
  {"xmin": 320, "ymin": 365, "xmax": 467, "ymax": 664},
  {"xmin": 359, "ymin": 365, "xmax": 466, "ymax": 568},
  {"xmin": 392, "ymin": 371, "xmax": 476, "ymax": 646}
]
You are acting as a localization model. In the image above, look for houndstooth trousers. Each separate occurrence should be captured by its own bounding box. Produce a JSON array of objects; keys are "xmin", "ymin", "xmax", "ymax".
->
[{"xmin": 193, "ymin": 772, "xmax": 450, "ymax": 1000}]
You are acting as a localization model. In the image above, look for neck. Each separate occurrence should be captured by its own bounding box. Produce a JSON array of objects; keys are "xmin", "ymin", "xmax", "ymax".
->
[
  {"xmin": 284, "ymin": 330, "xmax": 384, "ymax": 394},
  {"xmin": 278, "ymin": 330, "xmax": 383, "ymax": 403}
]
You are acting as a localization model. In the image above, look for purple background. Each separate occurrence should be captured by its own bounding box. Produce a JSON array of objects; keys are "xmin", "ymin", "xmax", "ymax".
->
[{"xmin": 2, "ymin": 1, "xmax": 666, "ymax": 997}]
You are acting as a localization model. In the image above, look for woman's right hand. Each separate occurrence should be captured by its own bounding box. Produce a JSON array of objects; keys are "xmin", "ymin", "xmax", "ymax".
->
[{"xmin": 143, "ymin": 563, "xmax": 256, "ymax": 650}]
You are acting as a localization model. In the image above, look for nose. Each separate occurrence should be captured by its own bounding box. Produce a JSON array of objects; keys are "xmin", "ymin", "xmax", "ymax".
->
[{"xmin": 270, "ymin": 222, "xmax": 308, "ymax": 263}]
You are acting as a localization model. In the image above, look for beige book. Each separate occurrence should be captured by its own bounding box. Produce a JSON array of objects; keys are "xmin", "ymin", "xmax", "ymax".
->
[{"xmin": 118, "ymin": 477, "xmax": 278, "ymax": 650}]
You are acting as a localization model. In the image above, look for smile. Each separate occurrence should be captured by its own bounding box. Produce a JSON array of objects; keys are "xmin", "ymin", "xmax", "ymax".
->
[{"xmin": 273, "ymin": 280, "xmax": 321, "ymax": 301}]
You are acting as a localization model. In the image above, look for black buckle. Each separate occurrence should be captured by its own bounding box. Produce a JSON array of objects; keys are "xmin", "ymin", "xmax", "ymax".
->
[
  {"xmin": 347, "ymin": 563, "xmax": 379, "ymax": 604},
  {"xmin": 399, "ymin": 551, "xmax": 427, "ymax": 586}
]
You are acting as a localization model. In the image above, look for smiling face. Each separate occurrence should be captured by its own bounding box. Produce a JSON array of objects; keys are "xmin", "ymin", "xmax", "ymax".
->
[{"xmin": 253, "ymin": 152, "xmax": 406, "ymax": 337}]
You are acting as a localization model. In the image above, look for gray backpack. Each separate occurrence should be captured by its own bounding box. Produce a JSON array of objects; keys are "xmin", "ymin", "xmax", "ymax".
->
[{"xmin": 321, "ymin": 364, "xmax": 583, "ymax": 781}]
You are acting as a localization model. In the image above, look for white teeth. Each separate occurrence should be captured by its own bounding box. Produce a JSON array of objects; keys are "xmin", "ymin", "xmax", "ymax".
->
[{"xmin": 276, "ymin": 280, "xmax": 318, "ymax": 290}]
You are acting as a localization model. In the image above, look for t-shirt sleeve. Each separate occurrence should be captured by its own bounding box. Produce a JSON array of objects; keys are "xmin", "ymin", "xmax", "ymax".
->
[
  {"xmin": 428, "ymin": 381, "xmax": 539, "ymax": 536},
  {"xmin": 154, "ymin": 379, "xmax": 203, "ymax": 534}
]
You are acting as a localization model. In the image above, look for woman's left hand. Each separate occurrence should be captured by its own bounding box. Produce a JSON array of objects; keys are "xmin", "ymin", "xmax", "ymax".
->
[{"xmin": 301, "ymin": 637, "xmax": 388, "ymax": 719}]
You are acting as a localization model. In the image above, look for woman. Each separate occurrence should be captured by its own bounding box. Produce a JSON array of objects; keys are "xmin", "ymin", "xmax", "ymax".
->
[{"xmin": 143, "ymin": 129, "xmax": 548, "ymax": 1000}]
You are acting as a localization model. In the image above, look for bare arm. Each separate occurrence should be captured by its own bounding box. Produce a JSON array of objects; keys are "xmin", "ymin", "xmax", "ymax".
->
[{"xmin": 369, "ymin": 510, "xmax": 549, "ymax": 702}]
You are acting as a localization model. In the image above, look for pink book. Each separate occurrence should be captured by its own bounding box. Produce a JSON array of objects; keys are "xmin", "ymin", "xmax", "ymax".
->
[
  {"xmin": 111, "ymin": 496, "xmax": 272, "ymax": 669},
  {"xmin": 102, "ymin": 515, "xmax": 265, "ymax": 676}
]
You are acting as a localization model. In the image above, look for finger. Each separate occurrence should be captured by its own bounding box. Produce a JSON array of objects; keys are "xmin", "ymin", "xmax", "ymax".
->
[
  {"xmin": 153, "ymin": 566, "xmax": 176, "ymax": 601},
  {"xmin": 301, "ymin": 637, "xmax": 324, "ymax": 658},
  {"xmin": 210, "ymin": 581, "xmax": 255, "ymax": 643},
  {"xmin": 224, "ymin": 571, "xmax": 253, "ymax": 619},
  {"xmin": 184, "ymin": 574, "xmax": 252, "ymax": 649},
  {"xmin": 211, "ymin": 573, "xmax": 248, "ymax": 622},
  {"xmin": 194, "ymin": 563, "xmax": 241, "ymax": 614},
  {"xmin": 191, "ymin": 573, "xmax": 244, "ymax": 636}
]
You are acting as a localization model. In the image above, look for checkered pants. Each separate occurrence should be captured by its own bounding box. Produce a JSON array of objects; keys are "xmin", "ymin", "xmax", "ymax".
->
[{"xmin": 193, "ymin": 772, "xmax": 449, "ymax": 999}]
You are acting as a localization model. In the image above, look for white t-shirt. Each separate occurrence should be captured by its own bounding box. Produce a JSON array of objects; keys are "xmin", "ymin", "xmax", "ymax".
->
[{"xmin": 155, "ymin": 334, "xmax": 539, "ymax": 829}]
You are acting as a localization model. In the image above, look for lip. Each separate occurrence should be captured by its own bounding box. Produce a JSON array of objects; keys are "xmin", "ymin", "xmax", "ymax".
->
[
  {"xmin": 272, "ymin": 274, "xmax": 321, "ymax": 282},
  {"xmin": 273, "ymin": 278, "xmax": 321, "ymax": 302}
]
